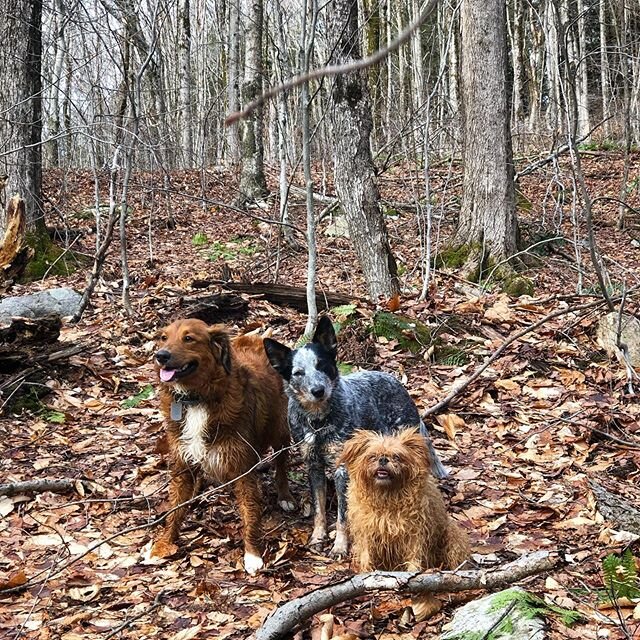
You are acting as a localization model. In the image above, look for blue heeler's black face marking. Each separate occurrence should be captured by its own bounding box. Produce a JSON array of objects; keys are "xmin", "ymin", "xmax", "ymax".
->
[{"xmin": 264, "ymin": 317, "xmax": 340, "ymax": 414}]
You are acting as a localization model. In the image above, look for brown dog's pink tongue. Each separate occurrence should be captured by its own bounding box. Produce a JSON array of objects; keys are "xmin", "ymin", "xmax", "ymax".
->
[{"xmin": 160, "ymin": 368, "xmax": 176, "ymax": 382}]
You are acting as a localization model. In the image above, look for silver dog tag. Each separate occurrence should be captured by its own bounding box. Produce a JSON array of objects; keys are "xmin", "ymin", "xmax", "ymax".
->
[{"xmin": 170, "ymin": 401, "xmax": 183, "ymax": 421}]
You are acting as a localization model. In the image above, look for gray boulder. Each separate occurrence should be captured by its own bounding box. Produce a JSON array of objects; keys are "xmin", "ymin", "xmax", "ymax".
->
[
  {"xmin": 441, "ymin": 588, "xmax": 546, "ymax": 640},
  {"xmin": 0, "ymin": 288, "xmax": 82, "ymax": 325}
]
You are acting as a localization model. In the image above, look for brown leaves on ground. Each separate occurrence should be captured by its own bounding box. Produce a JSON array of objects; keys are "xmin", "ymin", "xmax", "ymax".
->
[{"xmin": 1, "ymin": 157, "xmax": 640, "ymax": 639}]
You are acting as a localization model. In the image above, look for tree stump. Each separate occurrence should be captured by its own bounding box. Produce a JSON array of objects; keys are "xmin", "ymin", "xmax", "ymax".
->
[{"xmin": 0, "ymin": 195, "xmax": 33, "ymax": 288}]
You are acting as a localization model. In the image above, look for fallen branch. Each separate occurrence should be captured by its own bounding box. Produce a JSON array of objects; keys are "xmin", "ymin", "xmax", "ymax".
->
[
  {"xmin": 423, "ymin": 296, "xmax": 616, "ymax": 418},
  {"xmin": 256, "ymin": 551, "xmax": 560, "ymax": 640},
  {"xmin": 0, "ymin": 478, "xmax": 90, "ymax": 497}
]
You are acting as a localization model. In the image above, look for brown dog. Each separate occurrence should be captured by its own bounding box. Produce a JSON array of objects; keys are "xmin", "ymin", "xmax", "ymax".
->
[
  {"xmin": 339, "ymin": 428, "xmax": 469, "ymax": 618},
  {"xmin": 152, "ymin": 318, "xmax": 294, "ymax": 574}
]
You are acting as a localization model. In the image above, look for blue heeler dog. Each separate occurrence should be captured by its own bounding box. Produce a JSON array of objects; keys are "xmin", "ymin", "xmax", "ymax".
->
[{"xmin": 264, "ymin": 315, "xmax": 447, "ymax": 557}]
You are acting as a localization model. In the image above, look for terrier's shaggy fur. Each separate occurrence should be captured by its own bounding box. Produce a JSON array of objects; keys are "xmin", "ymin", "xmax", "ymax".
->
[
  {"xmin": 339, "ymin": 428, "xmax": 469, "ymax": 573},
  {"xmin": 339, "ymin": 428, "xmax": 470, "ymax": 619}
]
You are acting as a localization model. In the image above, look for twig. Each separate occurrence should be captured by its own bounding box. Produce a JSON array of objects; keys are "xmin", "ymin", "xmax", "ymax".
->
[
  {"xmin": 0, "ymin": 478, "xmax": 91, "ymax": 498},
  {"xmin": 225, "ymin": 0, "xmax": 439, "ymax": 124},
  {"xmin": 423, "ymin": 297, "xmax": 614, "ymax": 417},
  {"xmin": 102, "ymin": 591, "xmax": 164, "ymax": 639},
  {"xmin": 515, "ymin": 118, "xmax": 611, "ymax": 179},
  {"xmin": 256, "ymin": 551, "xmax": 560, "ymax": 640}
]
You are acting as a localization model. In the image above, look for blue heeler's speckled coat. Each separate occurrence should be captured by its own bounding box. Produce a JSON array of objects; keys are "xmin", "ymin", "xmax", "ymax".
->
[{"xmin": 264, "ymin": 315, "xmax": 447, "ymax": 557}]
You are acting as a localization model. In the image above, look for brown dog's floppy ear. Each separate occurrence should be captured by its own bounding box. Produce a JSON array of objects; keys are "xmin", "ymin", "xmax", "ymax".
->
[
  {"xmin": 313, "ymin": 315, "xmax": 337, "ymax": 356},
  {"xmin": 338, "ymin": 429, "xmax": 376, "ymax": 468},
  {"xmin": 208, "ymin": 325, "xmax": 232, "ymax": 374}
]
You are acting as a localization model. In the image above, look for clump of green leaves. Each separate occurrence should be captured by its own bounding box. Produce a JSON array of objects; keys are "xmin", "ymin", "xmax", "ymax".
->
[
  {"xmin": 191, "ymin": 232, "xmax": 209, "ymax": 246},
  {"xmin": 602, "ymin": 549, "xmax": 640, "ymax": 602},
  {"xmin": 489, "ymin": 588, "xmax": 583, "ymax": 628},
  {"xmin": 121, "ymin": 384, "xmax": 155, "ymax": 409}
]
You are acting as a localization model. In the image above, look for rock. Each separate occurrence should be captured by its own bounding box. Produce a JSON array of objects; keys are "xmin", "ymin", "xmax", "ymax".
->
[
  {"xmin": 596, "ymin": 312, "xmax": 640, "ymax": 368},
  {"xmin": 589, "ymin": 480, "xmax": 640, "ymax": 536},
  {"xmin": 441, "ymin": 588, "xmax": 546, "ymax": 640},
  {"xmin": 324, "ymin": 216, "xmax": 350, "ymax": 238},
  {"xmin": 0, "ymin": 288, "xmax": 82, "ymax": 325}
]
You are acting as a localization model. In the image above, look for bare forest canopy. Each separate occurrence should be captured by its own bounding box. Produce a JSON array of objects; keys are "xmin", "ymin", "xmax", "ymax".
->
[{"xmin": 2, "ymin": 0, "xmax": 639, "ymax": 177}]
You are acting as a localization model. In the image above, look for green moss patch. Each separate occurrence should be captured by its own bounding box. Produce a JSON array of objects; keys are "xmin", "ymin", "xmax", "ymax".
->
[
  {"xmin": 22, "ymin": 232, "xmax": 87, "ymax": 280},
  {"xmin": 372, "ymin": 312, "xmax": 434, "ymax": 354}
]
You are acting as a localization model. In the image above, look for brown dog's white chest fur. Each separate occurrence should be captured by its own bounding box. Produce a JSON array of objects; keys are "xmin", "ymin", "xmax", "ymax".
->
[{"xmin": 177, "ymin": 404, "xmax": 224, "ymax": 479}]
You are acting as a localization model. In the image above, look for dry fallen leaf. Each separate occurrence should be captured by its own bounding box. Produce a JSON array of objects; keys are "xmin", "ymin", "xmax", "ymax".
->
[
  {"xmin": 0, "ymin": 569, "xmax": 27, "ymax": 590},
  {"xmin": 436, "ymin": 413, "xmax": 465, "ymax": 442}
]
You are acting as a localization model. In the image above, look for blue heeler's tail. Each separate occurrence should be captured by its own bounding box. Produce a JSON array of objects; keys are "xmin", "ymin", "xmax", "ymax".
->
[{"xmin": 419, "ymin": 420, "xmax": 449, "ymax": 479}]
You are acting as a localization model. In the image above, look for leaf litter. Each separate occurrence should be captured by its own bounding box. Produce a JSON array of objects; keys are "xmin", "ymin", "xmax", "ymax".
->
[{"xmin": 1, "ymin": 157, "xmax": 640, "ymax": 638}]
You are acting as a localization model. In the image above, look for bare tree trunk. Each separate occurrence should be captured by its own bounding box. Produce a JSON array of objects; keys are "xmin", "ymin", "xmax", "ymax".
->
[
  {"xmin": 238, "ymin": 0, "xmax": 268, "ymax": 203},
  {"xmin": 575, "ymin": 0, "xmax": 590, "ymax": 140},
  {"xmin": 178, "ymin": 0, "xmax": 194, "ymax": 167},
  {"xmin": 327, "ymin": 0, "xmax": 399, "ymax": 302},
  {"xmin": 47, "ymin": 0, "xmax": 66, "ymax": 168},
  {"xmin": 302, "ymin": 0, "xmax": 318, "ymax": 338},
  {"xmin": 455, "ymin": 0, "xmax": 517, "ymax": 279},
  {"xmin": 226, "ymin": 0, "xmax": 241, "ymax": 165},
  {"xmin": 599, "ymin": 0, "xmax": 611, "ymax": 139},
  {"xmin": 508, "ymin": 0, "xmax": 524, "ymax": 137},
  {"xmin": 0, "ymin": 0, "xmax": 44, "ymax": 234}
]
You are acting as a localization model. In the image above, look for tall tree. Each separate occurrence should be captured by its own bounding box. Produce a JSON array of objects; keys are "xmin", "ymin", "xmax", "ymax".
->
[
  {"xmin": 178, "ymin": 0, "xmax": 194, "ymax": 167},
  {"xmin": 454, "ymin": 0, "xmax": 517, "ymax": 279},
  {"xmin": 0, "ymin": 0, "xmax": 44, "ymax": 232},
  {"xmin": 238, "ymin": 0, "xmax": 268, "ymax": 203},
  {"xmin": 327, "ymin": 0, "xmax": 399, "ymax": 302}
]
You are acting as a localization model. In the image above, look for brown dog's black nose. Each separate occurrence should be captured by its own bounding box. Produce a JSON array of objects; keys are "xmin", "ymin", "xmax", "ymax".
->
[
  {"xmin": 378, "ymin": 456, "xmax": 389, "ymax": 466},
  {"xmin": 155, "ymin": 349, "xmax": 171, "ymax": 365}
]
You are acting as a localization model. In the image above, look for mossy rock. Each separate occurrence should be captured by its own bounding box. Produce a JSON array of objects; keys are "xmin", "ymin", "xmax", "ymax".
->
[
  {"xmin": 502, "ymin": 275, "xmax": 534, "ymax": 297},
  {"xmin": 372, "ymin": 312, "xmax": 434, "ymax": 354},
  {"xmin": 435, "ymin": 243, "xmax": 473, "ymax": 270},
  {"xmin": 22, "ymin": 232, "xmax": 86, "ymax": 280},
  {"xmin": 442, "ymin": 587, "xmax": 582, "ymax": 640}
]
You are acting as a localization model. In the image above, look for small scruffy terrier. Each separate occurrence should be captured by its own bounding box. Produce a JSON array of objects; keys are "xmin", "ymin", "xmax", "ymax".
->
[{"xmin": 339, "ymin": 428, "xmax": 470, "ymax": 619}]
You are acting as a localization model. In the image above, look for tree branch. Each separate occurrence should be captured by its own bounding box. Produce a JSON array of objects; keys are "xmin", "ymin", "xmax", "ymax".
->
[
  {"xmin": 256, "ymin": 551, "xmax": 560, "ymax": 640},
  {"xmin": 423, "ymin": 297, "xmax": 615, "ymax": 417},
  {"xmin": 225, "ymin": 0, "xmax": 439, "ymax": 125},
  {"xmin": 0, "ymin": 479, "xmax": 91, "ymax": 498}
]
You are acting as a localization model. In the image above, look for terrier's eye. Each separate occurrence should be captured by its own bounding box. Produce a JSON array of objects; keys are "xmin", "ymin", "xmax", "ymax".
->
[
  {"xmin": 183, "ymin": 335, "xmax": 194, "ymax": 343},
  {"xmin": 292, "ymin": 370, "xmax": 304, "ymax": 378},
  {"xmin": 392, "ymin": 454, "xmax": 400, "ymax": 461}
]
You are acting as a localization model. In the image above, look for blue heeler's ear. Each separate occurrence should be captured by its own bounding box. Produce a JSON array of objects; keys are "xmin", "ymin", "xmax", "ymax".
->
[
  {"xmin": 313, "ymin": 315, "xmax": 337, "ymax": 356},
  {"xmin": 263, "ymin": 338, "xmax": 293, "ymax": 380}
]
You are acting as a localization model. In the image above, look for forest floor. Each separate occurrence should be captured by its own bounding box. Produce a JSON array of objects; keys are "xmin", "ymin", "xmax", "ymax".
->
[{"xmin": 2, "ymin": 153, "xmax": 640, "ymax": 639}]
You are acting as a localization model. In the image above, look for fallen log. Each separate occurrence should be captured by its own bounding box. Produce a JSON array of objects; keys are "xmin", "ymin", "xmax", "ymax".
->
[
  {"xmin": 191, "ymin": 280, "xmax": 358, "ymax": 312},
  {"xmin": 256, "ymin": 551, "xmax": 560, "ymax": 640},
  {"xmin": 177, "ymin": 292, "xmax": 249, "ymax": 324}
]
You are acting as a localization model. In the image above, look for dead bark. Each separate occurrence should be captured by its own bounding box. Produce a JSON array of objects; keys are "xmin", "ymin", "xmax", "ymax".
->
[
  {"xmin": 189, "ymin": 280, "xmax": 357, "ymax": 311},
  {"xmin": 590, "ymin": 480, "xmax": 640, "ymax": 535},
  {"xmin": 0, "ymin": 478, "xmax": 91, "ymax": 497},
  {"xmin": 0, "ymin": 196, "xmax": 33, "ymax": 285},
  {"xmin": 256, "ymin": 551, "xmax": 560, "ymax": 640}
]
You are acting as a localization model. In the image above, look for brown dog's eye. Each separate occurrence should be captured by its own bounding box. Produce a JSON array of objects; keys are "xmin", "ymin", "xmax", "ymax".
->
[
  {"xmin": 183, "ymin": 335, "xmax": 194, "ymax": 343},
  {"xmin": 159, "ymin": 334, "xmax": 167, "ymax": 342}
]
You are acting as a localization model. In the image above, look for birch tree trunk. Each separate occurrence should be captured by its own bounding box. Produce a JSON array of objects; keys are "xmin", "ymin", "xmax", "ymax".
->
[
  {"xmin": 599, "ymin": 0, "xmax": 611, "ymax": 139},
  {"xmin": 0, "ymin": 0, "xmax": 44, "ymax": 233},
  {"xmin": 455, "ymin": 0, "xmax": 517, "ymax": 279},
  {"xmin": 575, "ymin": 0, "xmax": 590, "ymax": 140},
  {"xmin": 238, "ymin": 0, "xmax": 268, "ymax": 203},
  {"xmin": 327, "ymin": 0, "xmax": 399, "ymax": 302},
  {"xmin": 226, "ymin": 0, "xmax": 241, "ymax": 165},
  {"xmin": 178, "ymin": 0, "xmax": 194, "ymax": 167}
]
